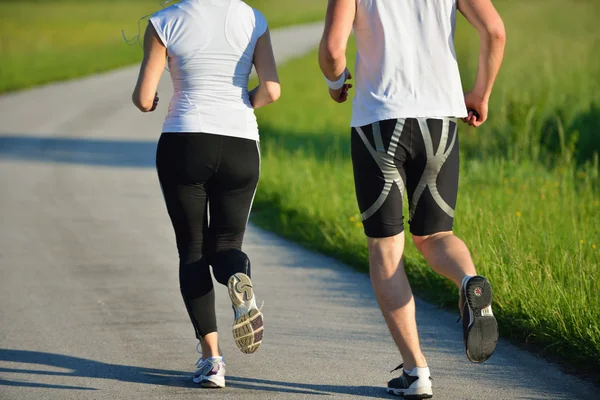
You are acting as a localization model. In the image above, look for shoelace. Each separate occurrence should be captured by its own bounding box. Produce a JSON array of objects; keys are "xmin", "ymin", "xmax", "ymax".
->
[
  {"xmin": 390, "ymin": 363, "xmax": 403, "ymax": 373},
  {"xmin": 195, "ymin": 342, "xmax": 203, "ymax": 369}
]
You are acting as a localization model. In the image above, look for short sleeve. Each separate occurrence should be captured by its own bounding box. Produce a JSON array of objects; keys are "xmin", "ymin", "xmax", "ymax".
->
[
  {"xmin": 149, "ymin": 13, "xmax": 169, "ymax": 48},
  {"xmin": 252, "ymin": 9, "xmax": 268, "ymax": 41}
]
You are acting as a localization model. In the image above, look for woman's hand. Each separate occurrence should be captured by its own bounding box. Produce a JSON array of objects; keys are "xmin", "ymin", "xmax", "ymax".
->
[{"xmin": 149, "ymin": 92, "xmax": 159, "ymax": 112}]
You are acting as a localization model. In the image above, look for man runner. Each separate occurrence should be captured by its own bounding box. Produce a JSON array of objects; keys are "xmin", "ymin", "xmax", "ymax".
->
[{"xmin": 319, "ymin": 0, "xmax": 506, "ymax": 398}]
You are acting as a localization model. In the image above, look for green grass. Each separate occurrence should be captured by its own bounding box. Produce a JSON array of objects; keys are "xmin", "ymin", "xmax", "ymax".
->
[
  {"xmin": 454, "ymin": 0, "xmax": 600, "ymax": 167},
  {"xmin": 0, "ymin": 0, "xmax": 325, "ymax": 93},
  {"xmin": 250, "ymin": 0, "xmax": 600, "ymax": 375}
]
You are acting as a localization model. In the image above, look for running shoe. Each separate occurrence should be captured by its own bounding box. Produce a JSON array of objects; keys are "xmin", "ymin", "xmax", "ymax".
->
[
  {"xmin": 227, "ymin": 273, "xmax": 264, "ymax": 354},
  {"xmin": 460, "ymin": 275, "xmax": 499, "ymax": 363},
  {"xmin": 387, "ymin": 363, "xmax": 433, "ymax": 399},
  {"xmin": 193, "ymin": 356, "xmax": 226, "ymax": 388}
]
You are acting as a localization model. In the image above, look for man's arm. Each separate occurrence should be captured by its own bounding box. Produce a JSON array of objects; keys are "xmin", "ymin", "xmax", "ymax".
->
[
  {"xmin": 458, "ymin": 0, "xmax": 506, "ymax": 127},
  {"xmin": 318, "ymin": 0, "xmax": 356, "ymax": 103}
]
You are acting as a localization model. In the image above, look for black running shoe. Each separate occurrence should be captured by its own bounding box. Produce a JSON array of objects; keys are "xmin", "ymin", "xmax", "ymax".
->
[
  {"xmin": 460, "ymin": 275, "xmax": 499, "ymax": 363},
  {"xmin": 387, "ymin": 364, "xmax": 433, "ymax": 399}
]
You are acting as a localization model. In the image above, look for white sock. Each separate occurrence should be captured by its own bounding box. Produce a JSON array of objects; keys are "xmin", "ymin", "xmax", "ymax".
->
[{"xmin": 405, "ymin": 366, "xmax": 430, "ymax": 376}]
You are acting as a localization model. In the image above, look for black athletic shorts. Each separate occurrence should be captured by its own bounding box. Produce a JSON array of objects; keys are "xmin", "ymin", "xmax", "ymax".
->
[{"xmin": 351, "ymin": 117, "xmax": 460, "ymax": 238}]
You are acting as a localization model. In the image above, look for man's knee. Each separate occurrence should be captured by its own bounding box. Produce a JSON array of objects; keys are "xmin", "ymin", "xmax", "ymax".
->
[
  {"xmin": 368, "ymin": 235, "xmax": 400, "ymax": 251},
  {"xmin": 367, "ymin": 233, "xmax": 404, "ymax": 268},
  {"xmin": 412, "ymin": 231, "xmax": 453, "ymax": 253}
]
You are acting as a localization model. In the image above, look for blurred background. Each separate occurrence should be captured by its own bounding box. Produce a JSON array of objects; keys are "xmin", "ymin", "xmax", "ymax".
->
[{"xmin": 1, "ymin": 0, "xmax": 599, "ymax": 380}]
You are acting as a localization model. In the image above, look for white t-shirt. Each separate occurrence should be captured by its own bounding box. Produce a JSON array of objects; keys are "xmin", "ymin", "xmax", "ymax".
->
[
  {"xmin": 149, "ymin": 0, "xmax": 267, "ymax": 140},
  {"xmin": 351, "ymin": 0, "xmax": 468, "ymax": 127}
]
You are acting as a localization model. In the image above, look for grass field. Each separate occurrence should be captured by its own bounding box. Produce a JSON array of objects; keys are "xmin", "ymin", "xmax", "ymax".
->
[
  {"xmin": 251, "ymin": 0, "xmax": 600, "ymax": 374},
  {"xmin": 0, "ymin": 0, "xmax": 325, "ymax": 93}
]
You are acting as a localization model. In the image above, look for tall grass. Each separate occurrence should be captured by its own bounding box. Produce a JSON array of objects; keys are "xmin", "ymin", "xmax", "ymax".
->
[
  {"xmin": 251, "ymin": 0, "xmax": 600, "ymax": 374},
  {"xmin": 455, "ymin": 0, "xmax": 600, "ymax": 167},
  {"xmin": 0, "ymin": 0, "xmax": 326, "ymax": 93}
]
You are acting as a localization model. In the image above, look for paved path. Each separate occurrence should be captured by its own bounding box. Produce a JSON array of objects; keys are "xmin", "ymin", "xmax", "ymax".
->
[{"xmin": 0, "ymin": 22, "xmax": 597, "ymax": 400}]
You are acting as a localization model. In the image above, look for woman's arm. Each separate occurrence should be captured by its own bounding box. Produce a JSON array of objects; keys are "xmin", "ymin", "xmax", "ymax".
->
[
  {"xmin": 250, "ymin": 29, "xmax": 280, "ymax": 109},
  {"xmin": 132, "ymin": 22, "xmax": 166, "ymax": 112}
]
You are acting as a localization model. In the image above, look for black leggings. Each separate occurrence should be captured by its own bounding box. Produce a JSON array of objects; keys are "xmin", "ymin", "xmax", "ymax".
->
[{"xmin": 156, "ymin": 132, "xmax": 260, "ymax": 339}]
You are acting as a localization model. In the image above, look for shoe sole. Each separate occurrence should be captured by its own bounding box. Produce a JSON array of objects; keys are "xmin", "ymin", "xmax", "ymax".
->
[
  {"xmin": 228, "ymin": 273, "xmax": 264, "ymax": 354},
  {"xmin": 464, "ymin": 276, "xmax": 499, "ymax": 363},
  {"xmin": 386, "ymin": 388, "xmax": 433, "ymax": 399},
  {"xmin": 193, "ymin": 376, "xmax": 225, "ymax": 388}
]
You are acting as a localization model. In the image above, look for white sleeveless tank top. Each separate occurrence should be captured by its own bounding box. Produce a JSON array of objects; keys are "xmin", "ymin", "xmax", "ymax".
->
[
  {"xmin": 149, "ymin": 0, "xmax": 267, "ymax": 140},
  {"xmin": 352, "ymin": 0, "xmax": 468, "ymax": 127}
]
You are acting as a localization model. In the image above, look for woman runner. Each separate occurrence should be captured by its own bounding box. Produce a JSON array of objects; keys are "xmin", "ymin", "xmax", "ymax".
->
[{"xmin": 132, "ymin": 0, "xmax": 280, "ymax": 388}]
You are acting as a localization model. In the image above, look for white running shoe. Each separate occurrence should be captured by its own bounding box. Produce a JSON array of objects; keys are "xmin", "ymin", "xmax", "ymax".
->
[
  {"xmin": 193, "ymin": 356, "xmax": 226, "ymax": 388},
  {"xmin": 227, "ymin": 273, "xmax": 264, "ymax": 354}
]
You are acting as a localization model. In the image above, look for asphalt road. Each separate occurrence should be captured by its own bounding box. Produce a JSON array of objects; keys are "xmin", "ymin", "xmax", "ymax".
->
[{"xmin": 0, "ymin": 22, "xmax": 597, "ymax": 400}]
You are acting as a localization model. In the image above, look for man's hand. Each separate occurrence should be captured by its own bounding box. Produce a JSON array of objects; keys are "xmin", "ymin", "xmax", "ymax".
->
[
  {"xmin": 329, "ymin": 70, "xmax": 353, "ymax": 103},
  {"xmin": 462, "ymin": 91, "xmax": 488, "ymax": 127},
  {"xmin": 319, "ymin": 0, "xmax": 355, "ymax": 102}
]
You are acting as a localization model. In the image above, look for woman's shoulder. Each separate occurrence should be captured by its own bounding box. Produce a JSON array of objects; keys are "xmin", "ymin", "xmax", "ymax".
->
[{"xmin": 151, "ymin": 1, "xmax": 184, "ymax": 19}]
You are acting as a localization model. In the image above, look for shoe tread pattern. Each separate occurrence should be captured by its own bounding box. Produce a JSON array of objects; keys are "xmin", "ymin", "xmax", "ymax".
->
[
  {"xmin": 228, "ymin": 274, "xmax": 264, "ymax": 354},
  {"xmin": 463, "ymin": 276, "xmax": 499, "ymax": 363}
]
